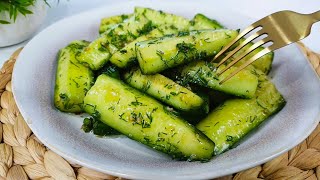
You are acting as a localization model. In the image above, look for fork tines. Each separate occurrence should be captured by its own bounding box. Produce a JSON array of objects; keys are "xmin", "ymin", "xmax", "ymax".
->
[
  {"xmin": 212, "ymin": 10, "xmax": 320, "ymax": 84},
  {"xmin": 213, "ymin": 25, "xmax": 272, "ymax": 84}
]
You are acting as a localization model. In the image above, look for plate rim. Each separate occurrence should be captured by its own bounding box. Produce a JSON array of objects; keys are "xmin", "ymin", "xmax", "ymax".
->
[{"xmin": 11, "ymin": 1, "xmax": 320, "ymax": 179}]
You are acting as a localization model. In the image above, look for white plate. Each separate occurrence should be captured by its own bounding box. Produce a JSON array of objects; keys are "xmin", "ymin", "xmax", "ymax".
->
[{"xmin": 12, "ymin": 0, "xmax": 320, "ymax": 179}]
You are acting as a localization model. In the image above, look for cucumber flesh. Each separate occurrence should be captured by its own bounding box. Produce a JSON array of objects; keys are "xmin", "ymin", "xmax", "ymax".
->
[
  {"xmin": 134, "ymin": 7, "xmax": 191, "ymax": 30},
  {"xmin": 54, "ymin": 40, "xmax": 94, "ymax": 113},
  {"xmin": 191, "ymin": 13, "xmax": 224, "ymax": 30},
  {"xmin": 233, "ymin": 39, "xmax": 274, "ymax": 74},
  {"xmin": 196, "ymin": 68, "xmax": 285, "ymax": 155},
  {"xmin": 180, "ymin": 60, "xmax": 258, "ymax": 98},
  {"xmin": 84, "ymin": 75, "xmax": 215, "ymax": 161},
  {"xmin": 123, "ymin": 68, "xmax": 205, "ymax": 112},
  {"xmin": 78, "ymin": 15, "xmax": 156, "ymax": 70},
  {"xmin": 136, "ymin": 29, "xmax": 239, "ymax": 74},
  {"xmin": 110, "ymin": 26, "xmax": 179, "ymax": 68},
  {"xmin": 99, "ymin": 14, "xmax": 132, "ymax": 34},
  {"xmin": 77, "ymin": 36, "xmax": 112, "ymax": 70}
]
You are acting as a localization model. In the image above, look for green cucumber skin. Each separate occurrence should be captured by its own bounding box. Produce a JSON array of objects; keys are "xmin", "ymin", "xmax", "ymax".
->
[
  {"xmin": 99, "ymin": 14, "xmax": 132, "ymax": 34},
  {"xmin": 136, "ymin": 29, "xmax": 238, "ymax": 74},
  {"xmin": 180, "ymin": 60, "xmax": 258, "ymax": 98},
  {"xmin": 189, "ymin": 16, "xmax": 273, "ymax": 74},
  {"xmin": 110, "ymin": 5, "xmax": 195, "ymax": 69},
  {"xmin": 191, "ymin": 16, "xmax": 274, "ymax": 74},
  {"xmin": 54, "ymin": 40, "xmax": 94, "ymax": 113},
  {"xmin": 196, "ymin": 68, "xmax": 286, "ymax": 155},
  {"xmin": 83, "ymin": 75, "xmax": 215, "ymax": 161},
  {"xmin": 77, "ymin": 35, "xmax": 111, "ymax": 70},
  {"xmin": 191, "ymin": 13, "xmax": 224, "ymax": 30},
  {"xmin": 123, "ymin": 68, "xmax": 204, "ymax": 112},
  {"xmin": 109, "ymin": 35, "xmax": 149, "ymax": 69},
  {"xmin": 134, "ymin": 7, "xmax": 191, "ymax": 30},
  {"xmin": 110, "ymin": 26, "xmax": 179, "ymax": 68},
  {"xmin": 95, "ymin": 63, "xmax": 121, "ymax": 79},
  {"xmin": 78, "ymin": 15, "xmax": 156, "ymax": 70},
  {"xmin": 80, "ymin": 7, "xmax": 192, "ymax": 71}
]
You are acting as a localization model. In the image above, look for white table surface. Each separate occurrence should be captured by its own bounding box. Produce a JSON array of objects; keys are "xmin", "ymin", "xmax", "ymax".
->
[{"xmin": 0, "ymin": 0, "xmax": 319, "ymax": 67}]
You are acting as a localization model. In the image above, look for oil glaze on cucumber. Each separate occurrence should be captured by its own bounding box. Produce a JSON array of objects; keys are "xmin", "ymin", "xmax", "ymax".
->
[{"xmin": 84, "ymin": 75, "xmax": 215, "ymax": 161}]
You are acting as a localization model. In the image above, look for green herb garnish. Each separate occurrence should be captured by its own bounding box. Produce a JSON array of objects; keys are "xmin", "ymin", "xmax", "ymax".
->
[{"xmin": 81, "ymin": 117, "xmax": 120, "ymax": 136}]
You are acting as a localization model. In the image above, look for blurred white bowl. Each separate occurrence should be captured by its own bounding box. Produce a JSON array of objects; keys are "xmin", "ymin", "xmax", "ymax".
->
[{"xmin": 0, "ymin": 0, "xmax": 48, "ymax": 47}]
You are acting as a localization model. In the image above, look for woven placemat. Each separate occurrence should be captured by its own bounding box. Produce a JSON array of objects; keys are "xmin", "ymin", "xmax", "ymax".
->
[{"xmin": 0, "ymin": 43, "xmax": 319, "ymax": 180}]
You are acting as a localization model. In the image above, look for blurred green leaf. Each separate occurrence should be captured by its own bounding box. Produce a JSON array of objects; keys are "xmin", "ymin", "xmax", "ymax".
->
[
  {"xmin": 0, "ymin": 20, "xmax": 11, "ymax": 24},
  {"xmin": 0, "ymin": 0, "xmax": 58, "ymax": 24}
]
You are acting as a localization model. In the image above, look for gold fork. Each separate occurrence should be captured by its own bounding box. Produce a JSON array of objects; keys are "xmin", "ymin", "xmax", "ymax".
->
[{"xmin": 214, "ymin": 10, "xmax": 320, "ymax": 84}]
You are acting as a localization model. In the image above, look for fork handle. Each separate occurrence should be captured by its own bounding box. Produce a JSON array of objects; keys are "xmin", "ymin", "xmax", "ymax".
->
[{"xmin": 311, "ymin": 10, "xmax": 320, "ymax": 22}]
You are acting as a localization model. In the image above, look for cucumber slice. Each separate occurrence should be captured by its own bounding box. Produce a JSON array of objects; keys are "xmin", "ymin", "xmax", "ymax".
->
[
  {"xmin": 99, "ymin": 14, "xmax": 132, "ymax": 34},
  {"xmin": 233, "ymin": 39, "xmax": 274, "ymax": 74},
  {"xmin": 191, "ymin": 13, "xmax": 224, "ymax": 30},
  {"xmin": 83, "ymin": 75, "xmax": 215, "ymax": 161},
  {"xmin": 54, "ymin": 40, "xmax": 94, "ymax": 113},
  {"xmin": 79, "ymin": 7, "xmax": 194, "ymax": 70},
  {"xmin": 180, "ymin": 60, "xmax": 258, "ymax": 98},
  {"xmin": 136, "ymin": 29, "xmax": 238, "ymax": 74},
  {"xmin": 123, "ymin": 68, "xmax": 205, "ymax": 112},
  {"xmin": 76, "ymin": 35, "xmax": 112, "ymax": 70},
  {"xmin": 95, "ymin": 63, "xmax": 121, "ymax": 79},
  {"xmin": 196, "ymin": 68, "xmax": 285, "ymax": 155},
  {"xmin": 134, "ymin": 7, "xmax": 191, "ymax": 30},
  {"xmin": 110, "ymin": 26, "xmax": 178, "ymax": 68},
  {"xmin": 78, "ymin": 16, "xmax": 156, "ymax": 70}
]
